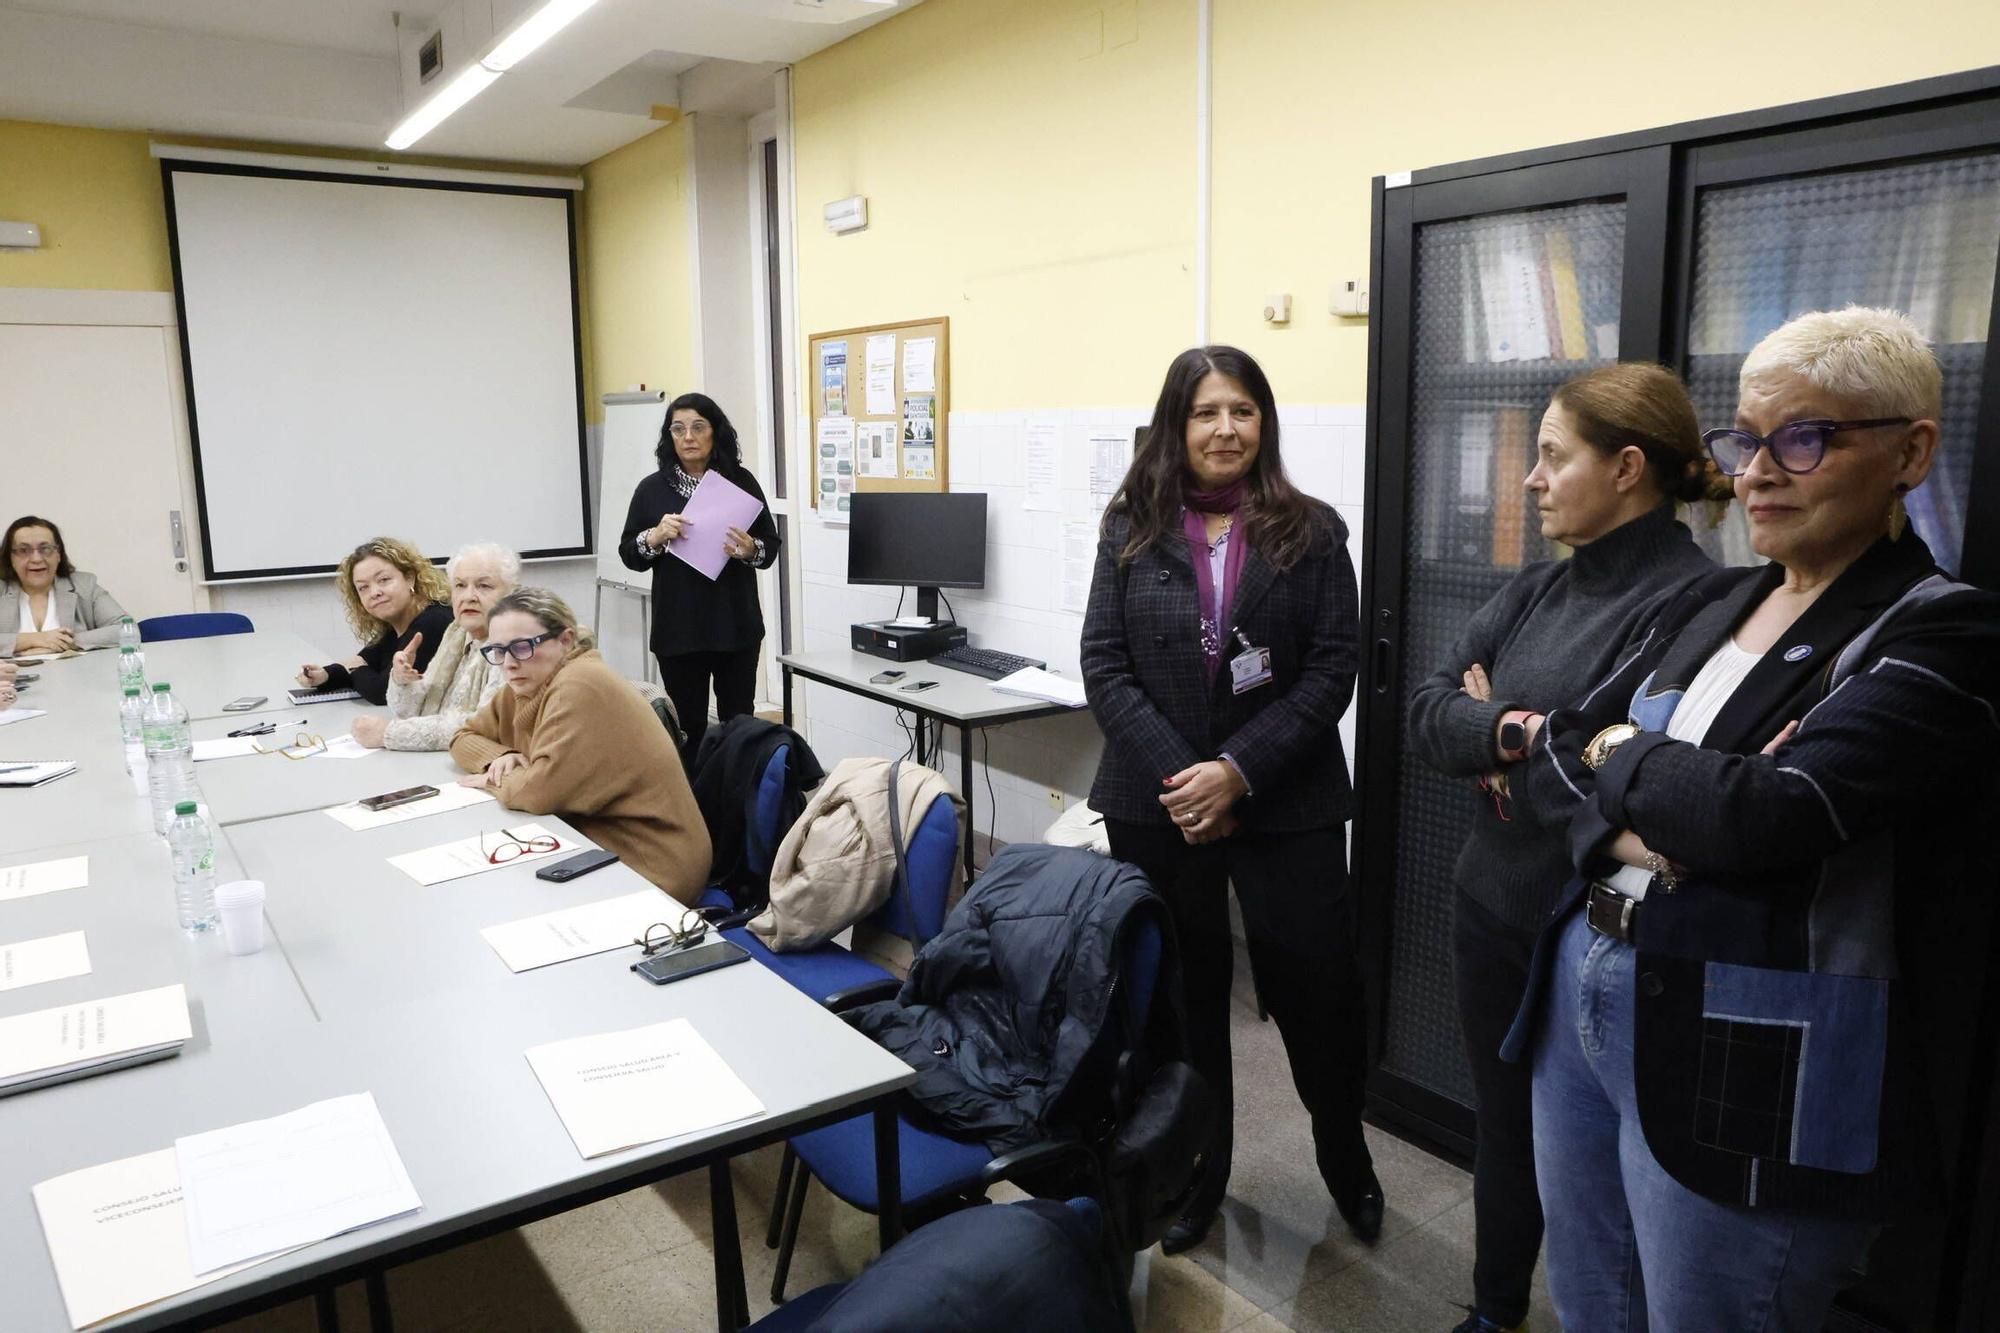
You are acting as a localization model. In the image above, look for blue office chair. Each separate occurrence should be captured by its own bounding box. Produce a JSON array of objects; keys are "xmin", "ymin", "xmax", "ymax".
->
[
  {"xmin": 746, "ymin": 1198, "xmax": 1128, "ymax": 1332},
  {"xmin": 765, "ymin": 910, "xmax": 1166, "ymax": 1302},
  {"xmin": 137, "ymin": 612, "xmax": 253, "ymax": 642}
]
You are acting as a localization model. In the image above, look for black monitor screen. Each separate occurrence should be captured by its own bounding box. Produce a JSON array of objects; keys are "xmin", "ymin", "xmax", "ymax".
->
[{"xmin": 847, "ymin": 491, "xmax": 987, "ymax": 589}]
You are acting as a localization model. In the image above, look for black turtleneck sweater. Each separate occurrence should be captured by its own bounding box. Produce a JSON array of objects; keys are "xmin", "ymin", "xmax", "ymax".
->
[{"xmin": 1407, "ymin": 502, "xmax": 1715, "ymax": 929}]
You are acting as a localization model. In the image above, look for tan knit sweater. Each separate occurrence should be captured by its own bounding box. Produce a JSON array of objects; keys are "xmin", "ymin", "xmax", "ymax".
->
[{"xmin": 450, "ymin": 649, "xmax": 712, "ymax": 904}]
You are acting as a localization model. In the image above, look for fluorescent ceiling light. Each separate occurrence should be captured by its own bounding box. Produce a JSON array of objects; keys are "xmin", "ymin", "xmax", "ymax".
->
[
  {"xmin": 385, "ymin": 63, "xmax": 500, "ymax": 150},
  {"xmin": 484, "ymin": 0, "xmax": 603, "ymax": 72}
]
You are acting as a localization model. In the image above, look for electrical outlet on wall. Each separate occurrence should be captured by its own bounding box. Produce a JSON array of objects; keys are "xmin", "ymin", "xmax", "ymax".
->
[{"xmin": 1045, "ymin": 787, "xmax": 1066, "ymax": 811}]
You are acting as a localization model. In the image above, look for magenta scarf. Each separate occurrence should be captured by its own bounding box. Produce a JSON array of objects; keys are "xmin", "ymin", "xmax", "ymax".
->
[{"xmin": 1182, "ymin": 479, "xmax": 1249, "ymax": 674}]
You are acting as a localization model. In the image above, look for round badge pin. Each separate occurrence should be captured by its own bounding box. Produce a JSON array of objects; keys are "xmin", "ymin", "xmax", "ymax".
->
[{"xmin": 1783, "ymin": 644, "xmax": 1813, "ymax": 663}]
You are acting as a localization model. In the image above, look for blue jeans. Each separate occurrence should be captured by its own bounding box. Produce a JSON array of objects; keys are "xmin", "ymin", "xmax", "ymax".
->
[{"xmin": 1531, "ymin": 910, "xmax": 1876, "ymax": 1331}]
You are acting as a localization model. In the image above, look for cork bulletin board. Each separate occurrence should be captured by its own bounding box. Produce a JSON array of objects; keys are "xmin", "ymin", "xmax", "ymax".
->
[{"xmin": 808, "ymin": 316, "xmax": 949, "ymax": 520}]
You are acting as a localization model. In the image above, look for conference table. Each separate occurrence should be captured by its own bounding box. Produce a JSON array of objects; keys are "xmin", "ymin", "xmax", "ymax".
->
[{"xmin": 0, "ymin": 633, "xmax": 915, "ymax": 1332}]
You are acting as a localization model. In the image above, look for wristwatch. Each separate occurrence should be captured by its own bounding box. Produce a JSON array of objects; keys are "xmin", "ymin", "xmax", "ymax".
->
[
  {"xmin": 1582, "ymin": 723, "xmax": 1640, "ymax": 770},
  {"xmin": 1496, "ymin": 710, "xmax": 1533, "ymax": 763}
]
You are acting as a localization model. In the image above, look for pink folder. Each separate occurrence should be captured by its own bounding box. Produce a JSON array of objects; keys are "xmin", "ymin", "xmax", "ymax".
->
[{"xmin": 669, "ymin": 471, "xmax": 768, "ymax": 581}]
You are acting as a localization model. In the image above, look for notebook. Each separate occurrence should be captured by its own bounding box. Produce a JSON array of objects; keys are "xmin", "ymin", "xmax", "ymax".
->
[
  {"xmin": 287, "ymin": 685, "xmax": 362, "ymax": 705},
  {"xmin": 0, "ymin": 984, "xmax": 191, "ymax": 1097},
  {"xmin": 0, "ymin": 760, "xmax": 77, "ymax": 787}
]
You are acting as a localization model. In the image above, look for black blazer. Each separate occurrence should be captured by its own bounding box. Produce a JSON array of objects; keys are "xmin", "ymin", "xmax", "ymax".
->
[
  {"xmin": 1080, "ymin": 505, "xmax": 1357, "ymax": 833},
  {"xmin": 1505, "ymin": 532, "xmax": 2000, "ymax": 1218},
  {"xmin": 619, "ymin": 462, "xmax": 781, "ymax": 658}
]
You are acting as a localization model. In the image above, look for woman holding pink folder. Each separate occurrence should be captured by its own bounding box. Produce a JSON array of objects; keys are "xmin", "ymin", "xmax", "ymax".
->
[{"xmin": 619, "ymin": 392, "xmax": 781, "ymax": 755}]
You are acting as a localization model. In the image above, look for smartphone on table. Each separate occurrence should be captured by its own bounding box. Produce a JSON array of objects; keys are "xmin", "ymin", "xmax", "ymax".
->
[
  {"xmin": 359, "ymin": 784, "xmax": 439, "ymax": 812},
  {"xmin": 222, "ymin": 696, "xmax": 269, "ymax": 712},
  {"xmin": 632, "ymin": 938, "xmax": 750, "ymax": 985},
  {"xmin": 535, "ymin": 849, "xmax": 620, "ymax": 882}
]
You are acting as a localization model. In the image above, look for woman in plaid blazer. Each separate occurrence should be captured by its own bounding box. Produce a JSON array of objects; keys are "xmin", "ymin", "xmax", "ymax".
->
[{"xmin": 1081, "ymin": 345, "xmax": 1376, "ymax": 1256}]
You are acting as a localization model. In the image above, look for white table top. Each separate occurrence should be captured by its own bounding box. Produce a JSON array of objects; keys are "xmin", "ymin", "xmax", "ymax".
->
[
  {"xmin": 0, "ymin": 630, "xmax": 915, "ymax": 1331},
  {"xmin": 780, "ymin": 648, "xmax": 1083, "ymax": 725}
]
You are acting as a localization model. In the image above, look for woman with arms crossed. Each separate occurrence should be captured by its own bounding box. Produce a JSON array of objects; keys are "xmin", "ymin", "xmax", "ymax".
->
[
  {"xmin": 1407, "ymin": 363, "xmax": 1719, "ymax": 1333},
  {"xmin": 1509, "ymin": 308, "xmax": 2000, "ymax": 1329},
  {"xmin": 451, "ymin": 589, "xmax": 711, "ymax": 905},
  {"xmin": 1082, "ymin": 345, "xmax": 1377, "ymax": 1255}
]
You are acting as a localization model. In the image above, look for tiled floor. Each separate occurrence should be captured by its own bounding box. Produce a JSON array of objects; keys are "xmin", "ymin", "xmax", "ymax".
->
[{"xmin": 222, "ymin": 939, "xmax": 1557, "ymax": 1332}]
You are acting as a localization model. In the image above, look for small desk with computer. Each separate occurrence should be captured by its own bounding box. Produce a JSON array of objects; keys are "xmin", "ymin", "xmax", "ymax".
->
[{"xmin": 787, "ymin": 491, "xmax": 1088, "ymax": 879}]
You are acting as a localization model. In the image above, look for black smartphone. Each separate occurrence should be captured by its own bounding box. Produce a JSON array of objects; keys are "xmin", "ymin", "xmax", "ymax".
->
[
  {"xmin": 222, "ymin": 695, "xmax": 269, "ymax": 712},
  {"xmin": 535, "ymin": 848, "xmax": 620, "ymax": 882},
  {"xmin": 898, "ymin": 679, "xmax": 939, "ymax": 693},
  {"xmin": 13, "ymin": 673, "xmax": 37, "ymax": 684},
  {"xmin": 359, "ymin": 784, "xmax": 439, "ymax": 812},
  {"xmin": 870, "ymin": 669, "xmax": 906, "ymax": 684},
  {"xmin": 631, "ymin": 938, "xmax": 750, "ymax": 985}
]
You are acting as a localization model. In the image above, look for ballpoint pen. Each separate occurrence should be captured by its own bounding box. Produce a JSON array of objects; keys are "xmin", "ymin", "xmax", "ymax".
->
[{"xmin": 227, "ymin": 718, "xmax": 307, "ymax": 737}]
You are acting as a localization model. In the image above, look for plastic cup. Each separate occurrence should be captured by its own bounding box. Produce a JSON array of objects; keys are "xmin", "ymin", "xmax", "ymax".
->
[{"xmin": 213, "ymin": 880, "xmax": 267, "ymax": 956}]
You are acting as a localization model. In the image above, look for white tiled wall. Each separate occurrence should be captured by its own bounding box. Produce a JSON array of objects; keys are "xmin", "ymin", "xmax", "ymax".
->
[{"xmin": 793, "ymin": 404, "xmax": 1370, "ymax": 850}]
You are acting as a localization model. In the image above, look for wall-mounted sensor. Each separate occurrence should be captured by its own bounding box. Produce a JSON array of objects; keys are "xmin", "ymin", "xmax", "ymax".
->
[
  {"xmin": 0, "ymin": 221, "xmax": 43, "ymax": 249},
  {"xmin": 1331, "ymin": 278, "xmax": 1369, "ymax": 318},
  {"xmin": 1263, "ymin": 293, "xmax": 1291, "ymax": 324},
  {"xmin": 824, "ymin": 196, "xmax": 869, "ymax": 234}
]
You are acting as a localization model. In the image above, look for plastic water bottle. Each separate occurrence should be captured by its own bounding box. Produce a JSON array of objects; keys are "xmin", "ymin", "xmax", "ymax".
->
[
  {"xmin": 119, "ymin": 685, "xmax": 148, "ymax": 775},
  {"xmin": 117, "ymin": 616, "xmax": 141, "ymax": 652},
  {"xmin": 143, "ymin": 682, "xmax": 196, "ymax": 835},
  {"xmin": 167, "ymin": 800, "xmax": 218, "ymax": 933},
  {"xmin": 117, "ymin": 643, "xmax": 147, "ymax": 695}
]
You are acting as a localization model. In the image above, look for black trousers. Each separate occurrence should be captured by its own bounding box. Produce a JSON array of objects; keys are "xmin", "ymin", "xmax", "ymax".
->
[
  {"xmin": 1104, "ymin": 818, "xmax": 1372, "ymax": 1218},
  {"xmin": 657, "ymin": 647, "xmax": 759, "ymax": 756},
  {"xmin": 1453, "ymin": 888, "xmax": 1544, "ymax": 1327}
]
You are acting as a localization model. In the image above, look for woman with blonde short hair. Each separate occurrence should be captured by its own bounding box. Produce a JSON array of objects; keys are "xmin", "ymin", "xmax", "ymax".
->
[
  {"xmin": 1511, "ymin": 307, "xmax": 2000, "ymax": 1329},
  {"xmin": 298, "ymin": 537, "xmax": 451, "ymax": 705},
  {"xmin": 451, "ymin": 588, "xmax": 711, "ymax": 904},
  {"xmin": 350, "ymin": 542, "xmax": 520, "ymax": 750}
]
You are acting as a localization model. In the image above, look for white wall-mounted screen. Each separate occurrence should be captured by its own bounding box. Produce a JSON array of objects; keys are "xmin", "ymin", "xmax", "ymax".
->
[{"xmin": 163, "ymin": 161, "xmax": 588, "ymax": 579}]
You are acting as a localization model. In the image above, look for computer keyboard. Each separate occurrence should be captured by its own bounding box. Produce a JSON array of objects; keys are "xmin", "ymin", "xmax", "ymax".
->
[{"xmin": 929, "ymin": 645, "xmax": 1047, "ymax": 680}]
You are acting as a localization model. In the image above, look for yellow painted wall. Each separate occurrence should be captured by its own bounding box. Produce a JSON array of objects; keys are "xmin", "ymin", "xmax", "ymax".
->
[
  {"xmin": 777, "ymin": 0, "xmax": 1999, "ymax": 412},
  {"xmin": 1214, "ymin": 0, "xmax": 2000, "ymax": 404},
  {"xmin": 791, "ymin": 0, "xmax": 1199, "ymax": 411},
  {"xmin": 0, "ymin": 120, "xmax": 171, "ymax": 291},
  {"xmin": 578, "ymin": 121, "xmax": 694, "ymax": 423}
]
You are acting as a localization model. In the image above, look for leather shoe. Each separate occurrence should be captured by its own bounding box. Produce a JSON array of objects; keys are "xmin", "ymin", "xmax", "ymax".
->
[
  {"xmin": 1331, "ymin": 1168, "xmax": 1385, "ymax": 1243},
  {"xmin": 1159, "ymin": 1208, "xmax": 1217, "ymax": 1255}
]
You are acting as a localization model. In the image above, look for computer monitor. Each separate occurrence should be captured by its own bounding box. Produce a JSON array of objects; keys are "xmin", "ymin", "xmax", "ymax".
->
[{"xmin": 847, "ymin": 491, "xmax": 987, "ymax": 621}]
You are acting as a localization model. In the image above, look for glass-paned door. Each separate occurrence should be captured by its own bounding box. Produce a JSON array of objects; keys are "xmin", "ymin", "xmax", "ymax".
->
[
  {"xmin": 1380, "ymin": 200, "xmax": 1626, "ymax": 1107},
  {"xmin": 1686, "ymin": 152, "xmax": 2000, "ymax": 574}
]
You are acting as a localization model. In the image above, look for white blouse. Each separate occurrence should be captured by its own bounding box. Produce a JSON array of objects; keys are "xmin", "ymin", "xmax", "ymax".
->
[
  {"xmin": 18, "ymin": 592, "xmax": 59, "ymax": 634},
  {"xmin": 1606, "ymin": 637, "xmax": 1761, "ymax": 901}
]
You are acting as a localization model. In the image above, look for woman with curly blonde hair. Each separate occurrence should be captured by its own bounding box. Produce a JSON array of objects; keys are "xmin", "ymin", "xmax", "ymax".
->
[{"xmin": 297, "ymin": 537, "xmax": 451, "ymax": 705}]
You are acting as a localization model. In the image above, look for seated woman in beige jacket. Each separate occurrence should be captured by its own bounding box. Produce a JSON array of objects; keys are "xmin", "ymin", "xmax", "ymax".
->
[{"xmin": 451, "ymin": 588, "xmax": 711, "ymax": 904}]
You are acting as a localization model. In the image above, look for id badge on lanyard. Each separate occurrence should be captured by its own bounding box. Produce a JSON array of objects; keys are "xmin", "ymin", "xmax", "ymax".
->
[{"xmin": 1227, "ymin": 628, "xmax": 1272, "ymax": 695}]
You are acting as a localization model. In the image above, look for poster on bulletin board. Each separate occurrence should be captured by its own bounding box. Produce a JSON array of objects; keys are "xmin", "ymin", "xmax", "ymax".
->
[{"xmin": 808, "ymin": 317, "xmax": 949, "ymax": 523}]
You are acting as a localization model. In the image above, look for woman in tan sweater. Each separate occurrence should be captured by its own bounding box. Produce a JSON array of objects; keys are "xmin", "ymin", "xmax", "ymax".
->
[{"xmin": 451, "ymin": 588, "xmax": 711, "ymax": 904}]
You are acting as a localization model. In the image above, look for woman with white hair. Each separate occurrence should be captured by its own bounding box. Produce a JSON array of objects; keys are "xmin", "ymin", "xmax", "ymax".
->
[
  {"xmin": 1497, "ymin": 306, "xmax": 2000, "ymax": 1329},
  {"xmin": 350, "ymin": 542, "xmax": 519, "ymax": 750}
]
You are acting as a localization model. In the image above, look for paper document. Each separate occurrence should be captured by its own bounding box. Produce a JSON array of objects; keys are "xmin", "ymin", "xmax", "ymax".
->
[
  {"xmin": 991, "ymin": 666, "xmax": 1088, "ymax": 709},
  {"xmin": 0, "ymin": 930, "xmax": 91, "ymax": 993},
  {"xmin": 817, "ymin": 416, "xmax": 856, "ymax": 521},
  {"xmin": 526, "ymin": 1017, "xmax": 765, "ymax": 1158},
  {"xmin": 1060, "ymin": 520, "xmax": 1097, "ymax": 615},
  {"xmin": 0, "ymin": 706, "xmax": 47, "ymax": 726},
  {"xmin": 175, "ymin": 1092, "xmax": 422, "ymax": 1275},
  {"xmin": 670, "ymin": 470, "xmax": 769, "ymax": 581},
  {"xmin": 0, "ymin": 983, "xmax": 190, "ymax": 1095},
  {"xmin": 0, "ymin": 853, "xmax": 87, "ymax": 902},
  {"xmin": 864, "ymin": 333, "xmax": 897, "ymax": 415},
  {"xmin": 324, "ymin": 783, "xmax": 493, "ymax": 831},
  {"xmin": 34, "ymin": 1149, "xmax": 299, "ymax": 1331},
  {"xmin": 902, "ymin": 336, "xmax": 936, "ymax": 393},
  {"xmin": 0, "ymin": 760, "xmax": 77, "ymax": 787},
  {"xmin": 857, "ymin": 420, "xmax": 900, "ymax": 479},
  {"xmin": 311, "ymin": 735, "xmax": 379, "ymax": 761},
  {"xmin": 1024, "ymin": 418, "xmax": 1062, "ymax": 511},
  {"xmin": 481, "ymin": 889, "xmax": 701, "ymax": 973},
  {"xmin": 191, "ymin": 737, "xmax": 262, "ymax": 763},
  {"xmin": 387, "ymin": 822, "xmax": 575, "ymax": 886},
  {"xmin": 1087, "ymin": 429, "xmax": 1132, "ymax": 512}
]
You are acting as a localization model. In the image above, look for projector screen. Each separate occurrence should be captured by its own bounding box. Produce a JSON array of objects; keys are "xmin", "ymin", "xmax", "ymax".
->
[{"xmin": 162, "ymin": 161, "xmax": 589, "ymax": 579}]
